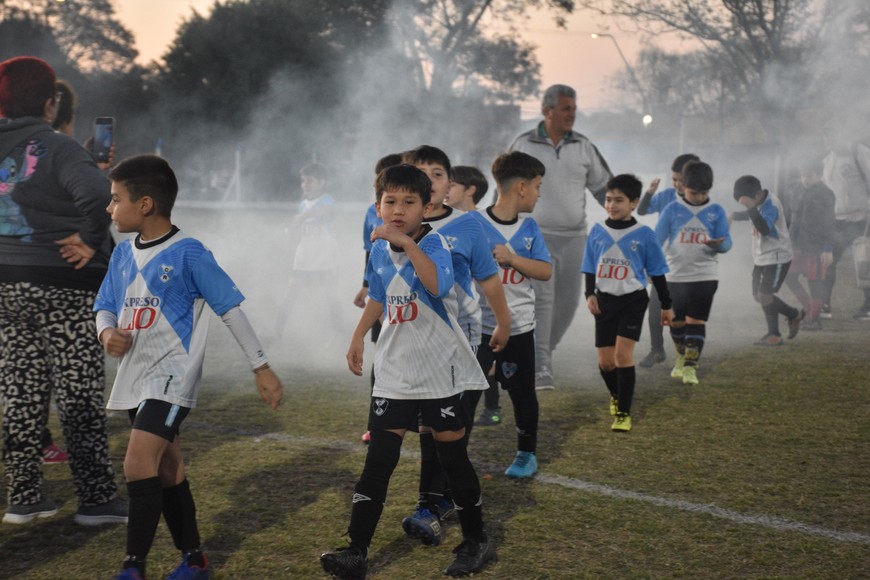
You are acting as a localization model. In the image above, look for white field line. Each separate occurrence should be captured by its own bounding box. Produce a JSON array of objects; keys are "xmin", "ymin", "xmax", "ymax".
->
[{"xmin": 188, "ymin": 423, "xmax": 870, "ymax": 546}]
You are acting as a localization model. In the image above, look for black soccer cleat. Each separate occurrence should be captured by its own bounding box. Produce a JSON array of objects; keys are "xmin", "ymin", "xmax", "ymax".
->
[
  {"xmin": 443, "ymin": 533, "xmax": 497, "ymax": 577},
  {"xmin": 320, "ymin": 546, "xmax": 368, "ymax": 580}
]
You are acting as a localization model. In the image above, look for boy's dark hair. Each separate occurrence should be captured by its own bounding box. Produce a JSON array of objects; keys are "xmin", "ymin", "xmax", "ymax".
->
[
  {"xmin": 491, "ymin": 151, "xmax": 546, "ymax": 190},
  {"xmin": 108, "ymin": 154, "xmax": 179, "ymax": 218},
  {"xmin": 375, "ymin": 164, "xmax": 432, "ymax": 205},
  {"xmin": 682, "ymin": 160, "xmax": 714, "ymax": 192},
  {"xmin": 606, "ymin": 174, "xmax": 643, "ymax": 201},
  {"xmin": 300, "ymin": 162, "xmax": 328, "ymax": 181},
  {"xmin": 671, "ymin": 153, "xmax": 699, "ymax": 173},
  {"xmin": 375, "ymin": 153, "xmax": 403, "ymax": 175},
  {"xmin": 52, "ymin": 80, "xmax": 75, "ymax": 131},
  {"xmin": 452, "ymin": 166, "xmax": 489, "ymax": 204},
  {"xmin": 404, "ymin": 145, "xmax": 452, "ymax": 178},
  {"xmin": 733, "ymin": 175, "xmax": 763, "ymax": 201},
  {"xmin": 0, "ymin": 56, "xmax": 56, "ymax": 119}
]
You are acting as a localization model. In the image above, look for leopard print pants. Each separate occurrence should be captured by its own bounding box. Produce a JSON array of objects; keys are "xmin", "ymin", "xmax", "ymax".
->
[{"xmin": 1, "ymin": 282, "xmax": 118, "ymax": 507}]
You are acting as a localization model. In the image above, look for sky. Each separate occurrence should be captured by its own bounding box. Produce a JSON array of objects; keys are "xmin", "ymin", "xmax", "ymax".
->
[{"xmin": 113, "ymin": 0, "xmax": 651, "ymax": 117}]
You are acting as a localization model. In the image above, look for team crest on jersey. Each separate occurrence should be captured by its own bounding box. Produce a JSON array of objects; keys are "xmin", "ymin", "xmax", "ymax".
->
[
  {"xmin": 631, "ymin": 240, "xmax": 639, "ymax": 252},
  {"xmin": 159, "ymin": 264, "xmax": 174, "ymax": 282},
  {"xmin": 706, "ymin": 212, "xmax": 716, "ymax": 222},
  {"xmin": 373, "ymin": 398, "xmax": 389, "ymax": 416},
  {"xmin": 501, "ymin": 361, "xmax": 518, "ymax": 379},
  {"xmin": 524, "ymin": 237, "xmax": 534, "ymax": 250},
  {"xmin": 445, "ymin": 235, "xmax": 458, "ymax": 249}
]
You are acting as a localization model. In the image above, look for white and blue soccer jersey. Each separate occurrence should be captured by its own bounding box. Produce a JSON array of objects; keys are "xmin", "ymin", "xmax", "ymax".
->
[
  {"xmin": 294, "ymin": 193, "xmax": 339, "ymax": 271},
  {"xmin": 655, "ymin": 197, "xmax": 732, "ymax": 282},
  {"xmin": 472, "ymin": 208, "xmax": 552, "ymax": 335},
  {"xmin": 426, "ymin": 207, "xmax": 499, "ymax": 346},
  {"xmin": 749, "ymin": 193, "xmax": 793, "ymax": 266},
  {"xmin": 582, "ymin": 221, "xmax": 669, "ymax": 296},
  {"xmin": 367, "ymin": 227, "xmax": 487, "ymax": 399},
  {"xmin": 94, "ymin": 229, "xmax": 245, "ymax": 410},
  {"xmin": 648, "ymin": 187, "xmax": 678, "ymax": 214}
]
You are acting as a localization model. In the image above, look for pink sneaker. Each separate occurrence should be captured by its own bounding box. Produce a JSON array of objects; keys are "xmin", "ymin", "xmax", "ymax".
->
[{"xmin": 43, "ymin": 443, "xmax": 69, "ymax": 464}]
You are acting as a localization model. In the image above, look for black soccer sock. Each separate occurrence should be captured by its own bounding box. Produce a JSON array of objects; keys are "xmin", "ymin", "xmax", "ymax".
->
[
  {"xmin": 483, "ymin": 374, "xmax": 500, "ymax": 410},
  {"xmin": 670, "ymin": 324, "xmax": 686, "ymax": 355},
  {"xmin": 616, "ymin": 366, "xmax": 635, "ymax": 414},
  {"xmin": 348, "ymin": 429, "xmax": 403, "ymax": 554},
  {"xmin": 162, "ymin": 479, "xmax": 201, "ymax": 554},
  {"xmin": 125, "ymin": 476, "xmax": 163, "ymax": 565},
  {"xmin": 771, "ymin": 296, "xmax": 799, "ymax": 320},
  {"xmin": 418, "ymin": 432, "xmax": 446, "ymax": 507},
  {"xmin": 762, "ymin": 301, "xmax": 780, "ymax": 335},
  {"xmin": 684, "ymin": 324, "xmax": 706, "ymax": 367},
  {"xmin": 599, "ymin": 366, "xmax": 618, "ymax": 397},
  {"xmin": 435, "ymin": 437, "xmax": 485, "ymax": 541},
  {"xmin": 506, "ymin": 384, "xmax": 538, "ymax": 453}
]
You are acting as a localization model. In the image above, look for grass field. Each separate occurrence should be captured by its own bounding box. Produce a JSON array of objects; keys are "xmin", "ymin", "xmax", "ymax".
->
[{"xmin": 2, "ymin": 211, "xmax": 869, "ymax": 579}]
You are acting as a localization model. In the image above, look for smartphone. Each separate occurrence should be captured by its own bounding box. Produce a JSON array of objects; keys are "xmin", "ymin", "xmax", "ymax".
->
[{"xmin": 93, "ymin": 117, "xmax": 114, "ymax": 163}]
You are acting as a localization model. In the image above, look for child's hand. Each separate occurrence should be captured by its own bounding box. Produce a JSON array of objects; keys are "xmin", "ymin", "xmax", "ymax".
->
[
  {"xmin": 347, "ymin": 337, "xmax": 365, "ymax": 376},
  {"xmin": 371, "ymin": 224, "xmax": 411, "ymax": 248},
  {"xmin": 661, "ymin": 308, "xmax": 675, "ymax": 327},
  {"xmin": 646, "ymin": 177, "xmax": 661, "ymax": 195},
  {"xmin": 704, "ymin": 237, "xmax": 726, "ymax": 248},
  {"xmin": 492, "ymin": 244, "xmax": 513, "ymax": 267},
  {"xmin": 737, "ymin": 196, "xmax": 756, "ymax": 209},
  {"xmin": 586, "ymin": 295, "xmax": 600, "ymax": 316},
  {"xmin": 489, "ymin": 324, "xmax": 510, "ymax": 353},
  {"xmin": 254, "ymin": 367, "xmax": 283, "ymax": 410},
  {"xmin": 353, "ymin": 287, "xmax": 368, "ymax": 309},
  {"xmin": 99, "ymin": 328, "xmax": 132, "ymax": 357}
]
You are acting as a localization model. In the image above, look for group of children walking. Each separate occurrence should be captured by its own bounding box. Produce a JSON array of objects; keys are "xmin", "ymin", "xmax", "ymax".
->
[{"xmin": 89, "ymin": 144, "xmax": 814, "ymax": 580}]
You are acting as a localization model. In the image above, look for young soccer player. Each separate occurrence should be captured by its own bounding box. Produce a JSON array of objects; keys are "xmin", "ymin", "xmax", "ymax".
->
[
  {"xmin": 654, "ymin": 161, "xmax": 731, "ymax": 385},
  {"xmin": 471, "ymin": 151, "xmax": 552, "ymax": 477},
  {"xmin": 732, "ymin": 175, "xmax": 805, "ymax": 346},
  {"xmin": 321, "ymin": 164, "xmax": 495, "ymax": 578},
  {"xmin": 447, "ymin": 165, "xmax": 489, "ymax": 212},
  {"xmin": 95, "ymin": 155, "xmax": 284, "ymax": 580},
  {"xmin": 782, "ymin": 158, "xmax": 836, "ymax": 330},
  {"xmin": 353, "ymin": 153, "xmax": 402, "ymax": 444},
  {"xmin": 636, "ymin": 153, "xmax": 699, "ymax": 368},
  {"xmin": 583, "ymin": 174, "xmax": 673, "ymax": 432},
  {"xmin": 446, "ymin": 165, "xmax": 502, "ymax": 426},
  {"xmin": 399, "ymin": 145, "xmax": 509, "ymax": 547}
]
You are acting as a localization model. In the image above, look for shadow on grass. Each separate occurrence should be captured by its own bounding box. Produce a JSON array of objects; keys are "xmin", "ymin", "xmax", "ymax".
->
[{"xmin": 205, "ymin": 445, "xmax": 357, "ymax": 569}]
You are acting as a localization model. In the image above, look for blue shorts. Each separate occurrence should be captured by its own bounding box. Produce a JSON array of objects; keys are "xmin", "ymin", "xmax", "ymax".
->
[
  {"xmin": 128, "ymin": 399, "xmax": 190, "ymax": 442},
  {"xmin": 367, "ymin": 393, "xmax": 469, "ymax": 433}
]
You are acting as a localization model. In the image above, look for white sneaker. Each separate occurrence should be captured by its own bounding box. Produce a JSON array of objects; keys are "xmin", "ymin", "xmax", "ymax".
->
[{"xmin": 534, "ymin": 369, "xmax": 554, "ymax": 390}]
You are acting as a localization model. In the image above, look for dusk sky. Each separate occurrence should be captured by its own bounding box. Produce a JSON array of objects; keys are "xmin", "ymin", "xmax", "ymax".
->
[{"xmin": 113, "ymin": 0, "xmax": 659, "ymax": 117}]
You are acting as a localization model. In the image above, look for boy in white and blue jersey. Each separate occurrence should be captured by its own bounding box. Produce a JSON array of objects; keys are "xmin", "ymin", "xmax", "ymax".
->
[
  {"xmin": 636, "ymin": 153, "xmax": 699, "ymax": 368},
  {"xmin": 472, "ymin": 151, "xmax": 552, "ymax": 478},
  {"xmin": 655, "ymin": 161, "xmax": 731, "ymax": 385},
  {"xmin": 96, "ymin": 155, "xmax": 283, "ymax": 580},
  {"xmin": 353, "ymin": 154, "xmax": 401, "ymax": 445},
  {"xmin": 399, "ymin": 146, "xmax": 510, "ymax": 546},
  {"xmin": 583, "ymin": 174, "xmax": 673, "ymax": 432},
  {"xmin": 732, "ymin": 175, "xmax": 804, "ymax": 346},
  {"xmin": 321, "ymin": 164, "xmax": 495, "ymax": 579}
]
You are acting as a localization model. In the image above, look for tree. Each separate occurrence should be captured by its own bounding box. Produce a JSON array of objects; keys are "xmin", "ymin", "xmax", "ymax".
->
[
  {"xmin": 0, "ymin": 0, "xmax": 138, "ymax": 75},
  {"xmin": 391, "ymin": 0, "xmax": 574, "ymax": 103},
  {"xmin": 580, "ymin": 0, "xmax": 826, "ymax": 140}
]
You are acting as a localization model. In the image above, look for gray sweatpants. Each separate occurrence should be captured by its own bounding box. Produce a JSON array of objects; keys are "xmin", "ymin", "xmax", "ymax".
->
[{"xmin": 532, "ymin": 233, "xmax": 586, "ymax": 374}]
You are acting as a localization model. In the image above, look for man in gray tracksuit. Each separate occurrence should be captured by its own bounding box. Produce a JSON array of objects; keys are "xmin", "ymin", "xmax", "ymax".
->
[{"xmin": 509, "ymin": 84, "xmax": 612, "ymax": 389}]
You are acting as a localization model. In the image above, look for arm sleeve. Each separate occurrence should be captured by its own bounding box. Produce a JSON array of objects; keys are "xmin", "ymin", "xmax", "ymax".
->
[
  {"xmin": 748, "ymin": 206, "xmax": 771, "ymax": 236},
  {"xmin": 637, "ymin": 192, "xmax": 654, "ymax": 216},
  {"xmin": 585, "ymin": 272, "xmax": 597, "ymax": 298},
  {"xmin": 54, "ymin": 141, "xmax": 112, "ymax": 249},
  {"xmin": 95, "ymin": 310, "xmax": 118, "ymax": 341},
  {"xmin": 650, "ymin": 275, "xmax": 672, "ymax": 309},
  {"xmin": 220, "ymin": 306, "xmax": 269, "ymax": 370},
  {"xmin": 585, "ymin": 141, "xmax": 613, "ymax": 208},
  {"xmin": 731, "ymin": 209, "xmax": 750, "ymax": 222}
]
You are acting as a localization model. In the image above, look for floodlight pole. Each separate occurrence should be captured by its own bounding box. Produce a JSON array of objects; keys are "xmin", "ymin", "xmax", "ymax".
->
[{"xmin": 591, "ymin": 33, "xmax": 652, "ymax": 126}]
